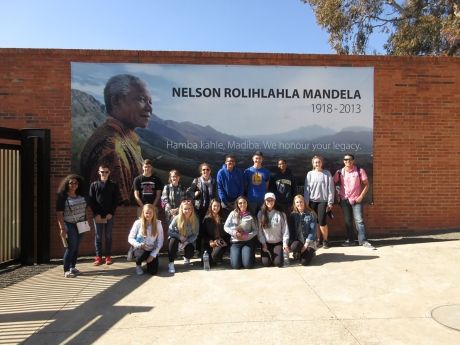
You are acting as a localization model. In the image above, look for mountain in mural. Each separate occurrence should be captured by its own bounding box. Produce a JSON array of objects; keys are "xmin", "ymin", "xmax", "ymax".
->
[
  {"xmin": 71, "ymin": 89, "xmax": 106, "ymax": 172},
  {"xmin": 71, "ymin": 88, "xmax": 373, "ymax": 179},
  {"xmin": 144, "ymin": 115, "xmax": 239, "ymax": 144},
  {"xmin": 250, "ymin": 124, "xmax": 336, "ymax": 141}
]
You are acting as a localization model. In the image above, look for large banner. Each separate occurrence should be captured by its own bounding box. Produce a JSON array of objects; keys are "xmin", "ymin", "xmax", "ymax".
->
[{"xmin": 71, "ymin": 63, "xmax": 373, "ymax": 202}]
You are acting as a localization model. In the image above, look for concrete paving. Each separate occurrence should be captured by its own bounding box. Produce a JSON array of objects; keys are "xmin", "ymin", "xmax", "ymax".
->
[{"xmin": 1, "ymin": 237, "xmax": 460, "ymax": 345}]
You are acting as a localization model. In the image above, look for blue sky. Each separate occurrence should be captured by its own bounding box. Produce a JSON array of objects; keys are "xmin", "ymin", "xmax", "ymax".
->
[{"xmin": 1, "ymin": 0, "xmax": 336, "ymax": 53}]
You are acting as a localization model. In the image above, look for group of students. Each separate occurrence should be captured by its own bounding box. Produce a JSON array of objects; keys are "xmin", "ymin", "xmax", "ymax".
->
[{"xmin": 56, "ymin": 151, "xmax": 374, "ymax": 278}]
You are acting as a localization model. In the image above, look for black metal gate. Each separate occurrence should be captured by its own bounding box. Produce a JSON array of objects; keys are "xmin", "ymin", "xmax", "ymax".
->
[{"xmin": 0, "ymin": 127, "xmax": 50, "ymax": 267}]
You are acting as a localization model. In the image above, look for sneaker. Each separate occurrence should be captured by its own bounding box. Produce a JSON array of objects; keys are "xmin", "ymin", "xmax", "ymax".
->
[
  {"xmin": 135, "ymin": 265, "xmax": 144, "ymax": 275},
  {"xmin": 322, "ymin": 240, "xmax": 330, "ymax": 249},
  {"xmin": 341, "ymin": 240, "xmax": 356, "ymax": 247},
  {"xmin": 93, "ymin": 256, "xmax": 103, "ymax": 266},
  {"xmin": 105, "ymin": 256, "xmax": 113, "ymax": 265},
  {"xmin": 316, "ymin": 240, "xmax": 323, "ymax": 248},
  {"xmin": 168, "ymin": 262, "xmax": 175, "ymax": 273},
  {"xmin": 183, "ymin": 256, "xmax": 190, "ymax": 265},
  {"xmin": 361, "ymin": 241, "xmax": 376, "ymax": 250},
  {"xmin": 70, "ymin": 267, "xmax": 81, "ymax": 276},
  {"xmin": 64, "ymin": 271, "xmax": 76, "ymax": 278}
]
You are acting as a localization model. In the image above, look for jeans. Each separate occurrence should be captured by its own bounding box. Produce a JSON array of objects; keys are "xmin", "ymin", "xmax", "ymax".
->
[
  {"xmin": 340, "ymin": 199, "xmax": 367, "ymax": 243},
  {"xmin": 63, "ymin": 222, "xmax": 82, "ymax": 272},
  {"xmin": 94, "ymin": 218, "xmax": 114, "ymax": 257},
  {"xmin": 230, "ymin": 239, "xmax": 255, "ymax": 269}
]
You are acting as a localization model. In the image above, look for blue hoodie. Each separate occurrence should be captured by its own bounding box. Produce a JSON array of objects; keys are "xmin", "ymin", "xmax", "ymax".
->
[{"xmin": 216, "ymin": 164, "xmax": 244, "ymax": 204}]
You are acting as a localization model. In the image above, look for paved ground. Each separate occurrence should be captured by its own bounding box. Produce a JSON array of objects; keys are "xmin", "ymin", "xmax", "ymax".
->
[{"xmin": 1, "ymin": 233, "xmax": 460, "ymax": 345}]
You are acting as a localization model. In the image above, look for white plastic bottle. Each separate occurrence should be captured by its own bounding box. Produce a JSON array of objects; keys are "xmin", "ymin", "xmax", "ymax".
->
[
  {"xmin": 203, "ymin": 250, "xmax": 210, "ymax": 271},
  {"xmin": 283, "ymin": 251, "xmax": 290, "ymax": 267}
]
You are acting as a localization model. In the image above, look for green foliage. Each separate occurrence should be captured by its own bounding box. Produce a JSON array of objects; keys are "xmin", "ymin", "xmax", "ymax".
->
[{"xmin": 302, "ymin": 0, "xmax": 460, "ymax": 55}]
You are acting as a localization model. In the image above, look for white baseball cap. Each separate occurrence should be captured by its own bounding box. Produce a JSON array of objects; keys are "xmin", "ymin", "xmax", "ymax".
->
[{"xmin": 264, "ymin": 192, "xmax": 276, "ymax": 200}]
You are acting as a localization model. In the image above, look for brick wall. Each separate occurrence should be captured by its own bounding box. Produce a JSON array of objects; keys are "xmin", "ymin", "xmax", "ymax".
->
[{"xmin": 1, "ymin": 49, "xmax": 459, "ymax": 258}]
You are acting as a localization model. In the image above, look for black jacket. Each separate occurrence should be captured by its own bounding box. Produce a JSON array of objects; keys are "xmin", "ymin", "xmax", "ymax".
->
[{"xmin": 88, "ymin": 179, "xmax": 121, "ymax": 217}]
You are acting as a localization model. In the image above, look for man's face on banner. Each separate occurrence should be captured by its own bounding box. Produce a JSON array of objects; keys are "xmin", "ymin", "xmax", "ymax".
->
[{"xmin": 115, "ymin": 84, "xmax": 152, "ymax": 129}]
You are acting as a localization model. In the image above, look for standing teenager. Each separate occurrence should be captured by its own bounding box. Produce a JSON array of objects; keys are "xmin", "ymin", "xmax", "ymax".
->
[
  {"xmin": 89, "ymin": 164, "xmax": 121, "ymax": 266},
  {"xmin": 244, "ymin": 151, "xmax": 270, "ymax": 216},
  {"xmin": 333, "ymin": 154, "xmax": 375, "ymax": 249},
  {"xmin": 304, "ymin": 155, "xmax": 334, "ymax": 249},
  {"xmin": 56, "ymin": 174, "xmax": 92, "ymax": 277}
]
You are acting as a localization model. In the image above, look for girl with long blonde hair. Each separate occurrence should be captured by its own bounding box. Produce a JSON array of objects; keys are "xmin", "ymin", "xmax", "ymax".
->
[
  {"xmin": 167, "ymin": 199, "xmax": 199, "ymax": 273},
  {"xmin": 128, "ymin": 204, "xmax": 164, "ymax": 275},
  {"xmin": 288, "ymin": 195, "xmax": 317, "ymax": 265},
  {"xmin": 304, "ymin": 155, "xmax": 334, "ymax": 249}
]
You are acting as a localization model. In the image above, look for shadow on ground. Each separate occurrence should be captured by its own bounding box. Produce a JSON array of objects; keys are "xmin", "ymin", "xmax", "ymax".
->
[{"xmin": 0, "ymin": 264, "xmax": 155, "ymax": 344}]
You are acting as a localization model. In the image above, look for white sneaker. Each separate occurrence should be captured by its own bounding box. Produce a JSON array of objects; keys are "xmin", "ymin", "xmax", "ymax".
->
[
  {"xmin": 64, "ymin": 271, "xmax": 75, "ymax": 278},
  {"xmin": 168, "ymin": 262, "xmax": 175, "ymax": 273},
  {"xmin": 183, "ymin": 256, "xmax": 190, "ymax": 264},
  {"xmin": 135, "ymin": 265, "xmax": 144, "ymax": 275},
  {"xmin": 70, "ymin": 267, "xmax": 81, "ymax": 276},
  {"xmin": 361, "ymin": 241, "xmax": 376, "ymax": 250}
]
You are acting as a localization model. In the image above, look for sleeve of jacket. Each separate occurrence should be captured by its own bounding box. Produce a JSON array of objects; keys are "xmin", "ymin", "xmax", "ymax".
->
[
  {"xmin": 281, "ymin": 212, "xmax": 289, "ymax": 247},
  {"xmin": 201, "ymin": 217, "xmax": 212, "ymax": 243},
  {"xmin": 185, "ymin": 178, "xmax": 198, "ymax": 201},
  {"xmin": 128, "ymin": 220, "xmax": 142, "ymax": 248},
  {"xmin": 151, "ymin": 220, "xmax": 164, "ymax": 257},
  {"xmin": 326, "ymin": 171, "xmax": 335, "ymax": 206},
  {"xmin": 307, "ymin": 212, "xmax": 317, "ymax": 241},
  {"xmin": 88, "ymin": 182, "xmax": 98, "ymax": 214},
  {"xmin": 304, "ymin": 173, "xmax": 311, "ymax": 203},
  {"xmin": 217, "ymin": 171, "xmax": 228, "ymax": 204},
  {"xmin": 186, "ymin": 216, "xmax": 199, "ymax": 244},
  {"xmin": 168, "ymin": 215, "xmax": 180, "ymax": 239},
  {"xmin": 224, "ymin": 211, "xmax": 236, "ymax": 237},
  {"xmin": 161, "ymin": 185, "xmax": 171, "ymax": 213}
]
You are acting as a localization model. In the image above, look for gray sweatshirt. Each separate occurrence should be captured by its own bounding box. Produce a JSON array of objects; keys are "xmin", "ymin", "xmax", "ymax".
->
[
  {"xmin": 304, "ymin": 170, "xmax": 335, "ymax": 205},
  {"xmin": 257, "ymin": 209, "xmax": 289, "ymax": 247},
  {"xmin": 224, "ymin": 210, "xmax": 258, "ymax": 242}
]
